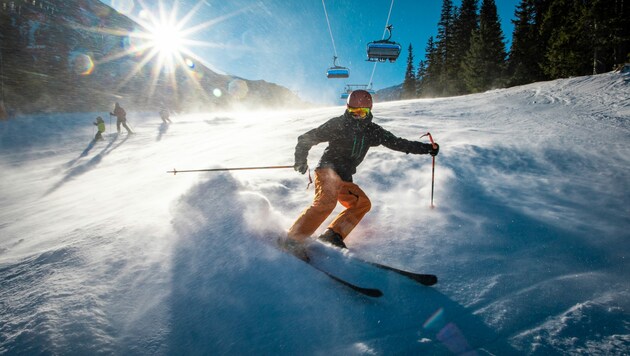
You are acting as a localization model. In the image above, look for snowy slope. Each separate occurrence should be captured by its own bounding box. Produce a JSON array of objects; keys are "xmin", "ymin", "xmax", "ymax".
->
[{"xmin": 1, "ymin": 72, "xmax": 629, "ymax": 355}]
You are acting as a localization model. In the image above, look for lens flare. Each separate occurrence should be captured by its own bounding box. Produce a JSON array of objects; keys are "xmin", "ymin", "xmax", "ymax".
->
[
  {"xmin": 423, "ymin": 307, "xmax": 445, "ymax": 330},
  {"xmin": 70, "ymin": 53, "xmax": 95, "ymax": 76},
  {"xmin": 228, "ymin": 79, "xmax": 249, "ymax": 100},
  {"xmin": 87, "ymin": 1, "xmax": 253, "ymax": 103}
]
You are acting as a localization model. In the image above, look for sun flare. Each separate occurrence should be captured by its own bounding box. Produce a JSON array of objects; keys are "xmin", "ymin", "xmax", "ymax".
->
[
  {"xmin": 88, "ymin": 1, "xmax": 255, "ymax": 104},
  {"xmin": 149, "ymin": 23, "xmax": 185, "ymax": 60},
  {"xmin": 92, "ymin": 1, "xmax": 221, "ymax": 101}
]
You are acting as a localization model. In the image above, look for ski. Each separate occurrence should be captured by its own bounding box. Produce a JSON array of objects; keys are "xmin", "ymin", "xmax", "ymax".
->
[
  {"xmin": 277, "ymin": 241, "xmax": 383, "ymax": 298},
  {"xmin": 314, "ymin": 240, "xmax": 438, "ymax": 286},
  {"xmin": 352, "ymin": 256, "xmax": 438, "ymax": 286},
  {"xmin": 307, "ymin": 261, "xmax": 383, "ymax": 298}
]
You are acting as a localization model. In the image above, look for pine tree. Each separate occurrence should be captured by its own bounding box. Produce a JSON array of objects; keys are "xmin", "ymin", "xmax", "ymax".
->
[
  {"xmin": 461, "ymin": 30, "xmax": 487, "ymax": 93},
  {"xmin": 462, "ymin": 0, "xmax": 507, "ymax": 92},
  {"xmin": 540, "ymin": 0, "xmax": 591, "ymax": 78},
  {"xmin": 451, "ymin": 0, "xmax": 479, "ymax": 94},
  {"xmin": 402, "ymin": 44, "xmax": 416, "ymax": 99},
  {"xmin": 508, "ymin": 0, "xmax": 544, "ymax": 85},
  {"xmin": 416, "ymin": 60, "xmax": 427, "ymax": 96},
  {"xmin": 587, "ymin": 0, "xmax": 630, "ymax": 73},
  {"xmin": 420, "ymin": 36, "xmax": 439, "ymax": 97},
  {"xmin": 539, "ymin": 0, "xmax": 629, "ymax": 78},
  {"xmin": 434, "ymin": 0, "xmax": 456, "ymax": 95}
]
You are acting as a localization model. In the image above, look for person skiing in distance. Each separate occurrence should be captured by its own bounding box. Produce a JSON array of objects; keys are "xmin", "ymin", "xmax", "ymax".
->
[
  {"xmin": 93, "ymin": 116, "xmax": 105, "ymax": 141},
  {"xmin": 280, "ymin": 90, "xmax": 439, "ymax": 260},
  {"xmin": 159, "ymin": 105, "xmax": 172, "ymax": 124},
  {"xmin": 110, "ymin": 102, "xmax": 133, "ymax": 134}
]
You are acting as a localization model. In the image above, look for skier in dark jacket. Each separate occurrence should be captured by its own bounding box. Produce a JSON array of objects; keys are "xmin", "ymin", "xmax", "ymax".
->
[
  {"xmin": 280, "ymin": 90, "xmax": 439, "ymax": 258},
  {"xmin": 110, "ymin": 102, "xmax": 133, "ymax": 134}
]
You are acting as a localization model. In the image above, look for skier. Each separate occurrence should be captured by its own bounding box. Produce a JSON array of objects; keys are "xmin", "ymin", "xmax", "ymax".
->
[
  {"xmin": 110, "ymin": 102, "xmax": 133, "ymax": 134},
  {"xmin": 280, "ymin": 90, "xmax": 439, "ymax": 259},
  {"xmin": 93, "ymin": 116, "xmax": 105, "ymax": 141},
  {"xmin": 159, "ymin": 106, "xmax": 172, "ymax": 123}
]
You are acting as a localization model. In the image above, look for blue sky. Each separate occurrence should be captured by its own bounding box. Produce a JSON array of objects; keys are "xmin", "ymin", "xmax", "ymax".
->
[{"xmin": 101, "ymin": 0, "xmax": 521, "ymax": 105}]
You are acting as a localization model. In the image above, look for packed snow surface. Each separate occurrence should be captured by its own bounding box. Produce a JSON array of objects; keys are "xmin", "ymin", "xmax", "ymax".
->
[{"xmin": 1, "ymin": 73, "xmax": 629, "ymax": 354}]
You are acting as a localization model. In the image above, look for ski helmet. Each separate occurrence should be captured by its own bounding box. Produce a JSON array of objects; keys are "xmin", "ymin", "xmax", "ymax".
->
[{"xmin": 347, "ymin": 89, "xmax": 373, "ymax": 109}]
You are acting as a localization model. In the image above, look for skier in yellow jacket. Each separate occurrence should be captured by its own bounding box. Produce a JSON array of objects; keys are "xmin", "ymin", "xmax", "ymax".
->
[{"xmin": 93, "ymin": 116, "xmax": 105, "ymax": 141}]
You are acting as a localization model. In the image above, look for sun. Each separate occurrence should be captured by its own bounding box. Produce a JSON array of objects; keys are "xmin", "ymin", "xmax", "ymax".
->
[
  {"xmin": 92, "ymin": 1, "xmax": 219, "ymax": 100},
  {"xmin": 134, "ymin": 5, "xmax": 198, "ymax": 74},
  {"xmin": 149, "ymin": 22, "xmax": 185, "ymax": 60},
  {"xmin": 89, "ymin": 0, "xmax": 254, "ymax": 102}
]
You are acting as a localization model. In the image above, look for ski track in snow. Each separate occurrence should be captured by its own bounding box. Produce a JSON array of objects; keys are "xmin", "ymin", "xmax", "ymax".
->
[{"xmin": 1, "ymin": 73, "xmax": 629, "ymax": 354}]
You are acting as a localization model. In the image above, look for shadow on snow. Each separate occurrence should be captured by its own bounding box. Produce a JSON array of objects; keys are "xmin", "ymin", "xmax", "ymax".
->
[
  {"xmin": 156, "ymin": 122, "xmax": 169, "ymax": 142},
  {"xmin": 45, "ymin": 135, "xmax": 130, "ymax": 196}
]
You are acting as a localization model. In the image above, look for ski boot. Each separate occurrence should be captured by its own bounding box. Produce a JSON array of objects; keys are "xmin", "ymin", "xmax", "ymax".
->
[
  {"xmin": 277, "ymin": 236, "xmax": 310, "ymax": 262},
  {"xmin": 317, "ymin": 228, "xmax": 347, "ymax": 249}
]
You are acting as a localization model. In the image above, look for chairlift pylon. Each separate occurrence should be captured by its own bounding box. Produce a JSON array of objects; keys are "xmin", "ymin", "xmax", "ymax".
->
[
  {"xmin": 366, "ymin": 25, "xmax": 401, "ymax": 63},
  {"xmin": 326, "ymin": 56, "xmax": 349, "ymax": 79}
]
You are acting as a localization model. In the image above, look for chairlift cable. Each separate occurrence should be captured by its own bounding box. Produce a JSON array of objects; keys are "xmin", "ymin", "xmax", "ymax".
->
[
  {"xmin": 321, "ymin": 0, "xmax": 338, "ymax": 59},
  {"xmin": 382, "ymin": 0, "xmax": 395, "ymax": 39},
  {"xmin": 368, "ymin": 0, "xmax": 395, "ymax": 87},
  {"xmin": 322, "ymin": 0, "xmax": 349, "ymax": 79}
]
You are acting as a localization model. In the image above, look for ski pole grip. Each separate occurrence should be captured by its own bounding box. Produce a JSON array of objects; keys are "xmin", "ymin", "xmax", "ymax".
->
[{"xmin": 420, "ymin": 132, "xmax": 438, "ymax": 149}]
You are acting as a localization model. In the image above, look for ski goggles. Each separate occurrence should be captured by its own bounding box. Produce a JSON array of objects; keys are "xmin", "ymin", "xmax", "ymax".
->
[{"xmin": 347, "ymin": 107, "xmax": 370, "ymax": 118}]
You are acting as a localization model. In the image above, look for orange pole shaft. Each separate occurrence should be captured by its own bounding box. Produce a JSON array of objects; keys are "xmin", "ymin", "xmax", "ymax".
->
[{"xmin": 421, "ymin": 132, "xmax": 437, "ymax": 209}]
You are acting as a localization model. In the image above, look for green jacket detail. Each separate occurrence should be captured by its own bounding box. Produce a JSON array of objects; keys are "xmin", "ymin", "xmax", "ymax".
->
[{"xmin": 295, "ymin": 111, "xmax": 433, "ymax": 182}]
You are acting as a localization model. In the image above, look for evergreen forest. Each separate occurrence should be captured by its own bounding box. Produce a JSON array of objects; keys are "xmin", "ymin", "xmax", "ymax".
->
[{"xmin": 402, "ymin": 0, "xmax": 630, "ymax": 98}]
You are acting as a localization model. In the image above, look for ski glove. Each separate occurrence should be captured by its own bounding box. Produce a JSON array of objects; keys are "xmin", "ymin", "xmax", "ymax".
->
[
  {"xmin": 294, "ymin": 162, "xmax": 308, "ymax": 174},
  {"xmin": 429, "ymin": 143, "xmax": 439, "ymax": 156}
]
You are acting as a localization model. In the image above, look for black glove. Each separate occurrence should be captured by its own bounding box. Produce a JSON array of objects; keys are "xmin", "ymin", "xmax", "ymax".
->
[
  {"xmin": 294, "ymin": 162, "xmax": 308, "ymax": 174},
  {"xmin": 429, "ymin": 143, "xmax": 439, "ymax": 156}
]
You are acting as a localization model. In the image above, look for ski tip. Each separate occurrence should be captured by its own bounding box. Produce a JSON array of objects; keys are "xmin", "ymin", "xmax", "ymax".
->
[
  {"xmin": 418, "ymin": 274, "xmax": 438, "ymax": 286},
  {"xmin": 365, "ymin": 288, "xmax": 384, "ymax": 298}
]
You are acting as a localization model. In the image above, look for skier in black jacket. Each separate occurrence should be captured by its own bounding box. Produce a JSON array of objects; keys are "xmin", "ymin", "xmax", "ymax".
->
[{"xmin": 281, "ymin": 90, "xmax": 438, "ymax": 257}]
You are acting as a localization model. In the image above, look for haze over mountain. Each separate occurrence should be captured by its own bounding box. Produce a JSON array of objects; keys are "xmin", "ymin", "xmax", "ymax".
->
[{"xmin": 0, "ymin": 0, "xmax": 306, "ymax": 116}]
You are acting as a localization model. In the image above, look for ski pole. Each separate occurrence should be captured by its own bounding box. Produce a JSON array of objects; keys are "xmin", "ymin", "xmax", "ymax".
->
[
  {"xmin": 167, "ymin": 165, "xmax": 294, "ymax": 175},
  {"xmin": 420, "ymin": 132, "xmax": 438, "ymax": 209},
  {"xmin": 126, "ymin": 119, "xmax": 135, "ymax": 133}
]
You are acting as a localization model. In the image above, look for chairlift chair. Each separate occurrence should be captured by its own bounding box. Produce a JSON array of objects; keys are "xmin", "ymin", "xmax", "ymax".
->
[
  {"xmin": 326, "ymin": 56, "xmax": 349, "ymax": 78},
  {"xmin": 340, "ymin": 84, "xmax": 371, "ymax": 100},
  {"xmin": 366, "ymin": 25, "xmax": 401, "ymax": 63}
]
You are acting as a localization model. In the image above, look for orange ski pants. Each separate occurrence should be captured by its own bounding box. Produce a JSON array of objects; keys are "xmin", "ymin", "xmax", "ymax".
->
[{"xmin": 288, "ymin": 168, "xmax": 371, "ymax": 241}]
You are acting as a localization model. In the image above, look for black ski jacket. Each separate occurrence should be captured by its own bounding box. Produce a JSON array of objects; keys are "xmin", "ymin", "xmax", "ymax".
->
[{"xmin": 295, "ymin": 111, "xmax": 433, "ymax": 182}]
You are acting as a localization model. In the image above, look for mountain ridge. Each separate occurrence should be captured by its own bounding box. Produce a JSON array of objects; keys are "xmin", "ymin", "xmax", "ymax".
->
[{"xmin": 0, "ymin": 0, "xmax": 307, "ymax": 116}]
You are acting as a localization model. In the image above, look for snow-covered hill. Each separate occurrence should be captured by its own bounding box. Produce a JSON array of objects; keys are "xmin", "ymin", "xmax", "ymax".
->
[{"xmin": 1, "ymin": 72, "xmax": 629, "ymax": 354}]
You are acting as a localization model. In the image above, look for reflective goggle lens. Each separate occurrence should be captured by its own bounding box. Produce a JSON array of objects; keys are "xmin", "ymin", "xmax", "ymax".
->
[{"xmin": 347, "ymin": 107, "xmax": 370, "ymax": 117}]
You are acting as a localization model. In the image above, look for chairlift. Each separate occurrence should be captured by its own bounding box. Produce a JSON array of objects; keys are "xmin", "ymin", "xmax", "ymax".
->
[
  {"xmin": 367, "ymin": 25, "xmax": 401, "ymax": 63},
  {"xmin": 365, "ymin": 86, "xmax": 376, "ymax": 99},
  {"xmin": 339, "ymin": 84, "xmax": 373, "ymax": 100},
  {"xmin": 326, "ymin": 56, "xmax": 349, "ymax": 78}
]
